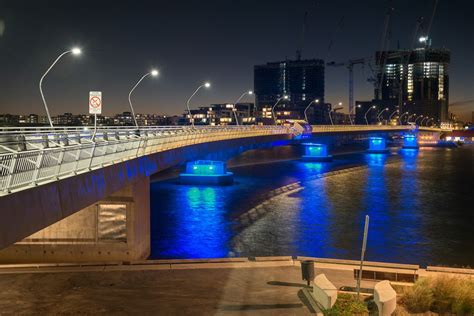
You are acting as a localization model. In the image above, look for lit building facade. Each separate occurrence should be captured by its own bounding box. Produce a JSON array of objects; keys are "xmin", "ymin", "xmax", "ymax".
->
[
  {"xmin": 254, "ymin": 59, "xmax": 325, "ymax": 124},
  {"xmin": 375, "ymin": 47, "xmax": 450, "ymax": 123}
]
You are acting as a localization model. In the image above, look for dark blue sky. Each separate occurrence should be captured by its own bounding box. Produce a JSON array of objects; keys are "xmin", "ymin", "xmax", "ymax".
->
[{"xmin": 0, "ymin": 0, "xmax": 473, "ymax": 120}]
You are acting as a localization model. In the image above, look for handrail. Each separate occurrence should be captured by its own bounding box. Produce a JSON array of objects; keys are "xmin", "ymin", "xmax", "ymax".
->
[{"xmin": 0, "ymin": 125, "xmax": 290, "ymax": 195}]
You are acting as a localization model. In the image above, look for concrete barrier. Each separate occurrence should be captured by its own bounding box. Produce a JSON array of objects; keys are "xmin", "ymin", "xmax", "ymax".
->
[
  {"xmin": 374, "ymin": 280, "xmax": 397, "ymax": 316},
  {"xmin": 311, "ymin": 273, "xmax": 338, "ymax": 309}
]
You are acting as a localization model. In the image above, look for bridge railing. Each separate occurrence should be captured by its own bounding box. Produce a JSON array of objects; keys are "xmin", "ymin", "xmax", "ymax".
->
[
  {"xmin": 310, "ymin": 125, "xmax": 445, "ymax": 133},
  {"xmin": 0, "ymin": 125, "xmax": 291, "ymax": 194}
]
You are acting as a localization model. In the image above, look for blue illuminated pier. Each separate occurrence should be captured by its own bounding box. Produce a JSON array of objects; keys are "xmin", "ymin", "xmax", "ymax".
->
[
  {"xmin": 301, "ymin": 143, "xmax": 333, "ymax": 162},
  {"xmin": 367, "ymin": 137, "xmax": 389, "ymax": 154},
  {"xmin": 179, "ymin": 160, "xmax": 234, "ymax": 185},
  {"xmin": 402, "ymin": 134, "xmax": 419, "ymax": 149}
]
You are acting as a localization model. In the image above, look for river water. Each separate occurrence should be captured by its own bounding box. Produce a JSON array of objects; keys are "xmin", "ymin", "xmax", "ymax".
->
[{"xmin": 150, "ymin": 145, "xmax": 474, "ymax": 267}]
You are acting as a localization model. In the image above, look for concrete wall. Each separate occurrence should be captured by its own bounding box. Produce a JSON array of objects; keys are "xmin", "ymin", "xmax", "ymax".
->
[
  {"xmin": 0, "ymin": 177, "xmax": 150, "ymax": 263},
  {"xmin": 0, "ymin": 134, "xmax": 292, "ymax": 250}
]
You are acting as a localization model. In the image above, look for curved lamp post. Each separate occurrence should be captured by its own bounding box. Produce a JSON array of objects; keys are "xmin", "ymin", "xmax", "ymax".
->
[
  {"xmin": 128, "ymin": 69, "xmax": 159, "ymax": 128},
  {"xmin": 389, "ymin": 109, "xmax": 399, "ymax": 122},
  {"xmin": 304, "ymin": 99, "xmax": 320, "ymax": 123},
  {"xmin": 272, "ymin": 95, "xmax": 289, "ymax": 124},
  {"xmin": 377, "ymin": 107, "xmax": 389, "ymax": 123},
  {"xmin": 364, "ymin": 105, "xmax": 376, "ymax": 125},
  {"xmin": 421, "ymin": 116, "xmax": 429, "ymax": 126},
  {"xmin": 407, "ymin": 113, "xmax": 417, "ymax": 123},
  {"xmin": 232, "ymin": 90, "xmax": 253, "ymax": 126},
  {"xmin": 398, "ymin": 111, "xmax": 409, "ymax": 125},
  {"xmin": 415, "ymin": 115, "xmax": 424, "ymax": 125},
  {"xmin": 39, "ymin": 47, "xmax": 82, "ymax": 127},
  {"xmin": 426, "ymin": 118, "xmax": 434, "ymax": 126},
  {"xmin": 186, "ymin": 82, "xmax": 211, "ymax": 127}
]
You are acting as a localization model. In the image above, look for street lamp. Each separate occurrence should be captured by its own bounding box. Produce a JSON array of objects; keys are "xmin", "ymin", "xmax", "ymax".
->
[
  {"xmin": 304, "ymin": 99, "xmax": 319, "ymax": 123},
  {"xmin": 426, "ymin": 118, "xmax": 434, "ymax": 126},
  {"xmin": 377, "ymin": 107, "xmax": 389, "ymax": 123},
  {"xmin": 272, "ymin": 95, "xmax": 289, "ymax": 124},
  {"xmin": 186, "ymin": 82, "xmax": 211, "ymax": 127},
  {"xmin": 39, "ymin": 47, "xmax": 82, "ymax": 127},
  {"xmin": 415, "ymin": 115, "xmax": 424, "ymax": 125},
  {"xmin": 364, "ymin": 105, "xmax": 376, "ymax": 125},
  {"xmin": 407, "ymin": 113, "xmax": 417, "ymax": 123},
  {"xmin": 399, "ymin": 112, "xmax": 409, "ymax": 125},
  {"xmin": 421, "ymin": 116, "xmax": 429, "ymax": 126},
  {"xmin": 232, "ymin": 90, "xmax": 253, "ymax": 126},
  {"xmin": 389, "ymin": 109, "xmax": 399, "ymax": 122},
  {"xmin": 128, "ymin": 69, "xmax": 159, "ymax": 128}
]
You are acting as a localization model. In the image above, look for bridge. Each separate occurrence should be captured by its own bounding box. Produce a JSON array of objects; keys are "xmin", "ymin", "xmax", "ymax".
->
[{"xmin": 0, "ymin": 124, "xmax": 444, "ymax": 263}]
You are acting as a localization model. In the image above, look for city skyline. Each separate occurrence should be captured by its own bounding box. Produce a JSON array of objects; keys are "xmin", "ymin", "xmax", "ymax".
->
[{"xmin": 0, "ymin": 0, "xmax": 473, "ymax": 121}]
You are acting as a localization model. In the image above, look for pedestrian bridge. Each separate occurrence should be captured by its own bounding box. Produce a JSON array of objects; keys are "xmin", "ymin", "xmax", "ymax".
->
[{"xmin": 0, "ymin": 124, "xmax": 445, "ymax": 262}]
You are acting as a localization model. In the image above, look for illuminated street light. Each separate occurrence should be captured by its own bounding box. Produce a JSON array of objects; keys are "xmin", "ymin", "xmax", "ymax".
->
[
  {"xmin": 232, "ymin": 90, "xmax": 253, "ymax": 126},
  {"xmin": 426, "ymin": 117, "xmax": 434, "ymax": 126},
  {"xmin": 407, "ymin": 113, "xmax": 417, "ymax": 123},
  {"xmin": 304, "ymin": 99, "xmax": 319, "ymax": 123},
  {"xmin": 399, "ymin": 111, "xmax": 409, "ymax": 125},
  {"xmin": 186, "ymin": 82, "xmax": 211, "ymax": 127},
  {"xmin": 415, "ymin": 115, "xmax": 424, "ymax": 125},
  {"xmin": 389, "ymin": 109, "xmax": 399, "ymax": 122},
  {"xmin": 271, "ymin": 95, "xmax": 289, "ymax": 124},
  {"xmin": 364, "ymin": 105, "xmax": 376, "ymax": 125},
  {"xmin": 39, "ymin": 47, "xmax": 82, "ymax": 127},
  {"xmin": 377, "ymin": 107, "xmax": 389, "ymax": 123},
  {"xmin": 128, "ymin": 69, "xmax": 159, "ymax": 128},
  {"xmin": 421, "ymin": 116, "xmax": 429, "ymax": 126}
]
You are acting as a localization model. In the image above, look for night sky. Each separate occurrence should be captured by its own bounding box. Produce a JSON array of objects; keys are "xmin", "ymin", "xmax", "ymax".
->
[{"xmin": 0, "ymin": 0, "xmax": 473, "ymax": 120}]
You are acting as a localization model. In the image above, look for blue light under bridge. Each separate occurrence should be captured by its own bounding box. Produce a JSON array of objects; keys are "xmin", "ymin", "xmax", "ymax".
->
[
  {"xmin": 367, "ymin": 137, "xmax": 389, "ymax": 154},
  {"xmin": 402, "ymin": 133, "xmax": 419, "ymax": 149},
  {"xmin": 179, "ymin": 160, "xmax": 234, "ymax": 185},
  {"xmin": 301, "ymin": 143, "xmax": 333, "ymax": 162}
]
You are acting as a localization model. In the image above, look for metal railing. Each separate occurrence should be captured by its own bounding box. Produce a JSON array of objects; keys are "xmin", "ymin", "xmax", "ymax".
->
[
  {"xmin": 0, "ymin": 124, "xmax": 449, "ymax": 195},
  {"xmin": 310, "ymin": 125, "xmax": 446, "ymax": 133},
  {"xmin": 0, "ymin": 125, "xmax": 290, "ymax": 195}
]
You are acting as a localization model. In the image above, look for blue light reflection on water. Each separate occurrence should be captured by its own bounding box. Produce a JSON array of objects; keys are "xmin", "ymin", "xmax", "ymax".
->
[
  {"xmin": 150, "ymin": 185, "xmax": 230, "ymax": 258},
  {"xmin": 150, "ymin": 147, "xmax": 474, "ymax": 266}
]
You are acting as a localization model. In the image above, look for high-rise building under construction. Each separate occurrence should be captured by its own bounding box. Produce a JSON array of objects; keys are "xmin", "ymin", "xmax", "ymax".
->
[{"xmin": 375, "ymin": 47, "xmax": 450, "ymax": 123}]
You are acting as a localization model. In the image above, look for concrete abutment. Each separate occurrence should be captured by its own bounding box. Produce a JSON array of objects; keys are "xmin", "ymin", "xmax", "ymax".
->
[{"xmin": 0, "ymin": 177, "xmax": 150, "ymax": 263}]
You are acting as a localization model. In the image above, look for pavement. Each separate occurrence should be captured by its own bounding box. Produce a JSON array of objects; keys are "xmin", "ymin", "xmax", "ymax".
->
[{"xmin": 0, "ymin": 258, "xmax": 380, "ymax": 315}]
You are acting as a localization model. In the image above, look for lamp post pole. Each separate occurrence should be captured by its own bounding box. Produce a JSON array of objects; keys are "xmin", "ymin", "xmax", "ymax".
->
[
  {"xmin": 364, "ymin": 106, "xmax": 376, "ymax": 125},
  {"xmin": 186, "ymin": 82, "xmax": 211, "ymax": 127},
  {"xmin": 232, "ymin": 90, "xmax": 253, "ymax": 126},
  {"xmin": 128, "ymin": 69, "xmax": 158, "ymax": 128},
  {"xmin": 39, "ymin": 47, "xmax": 82, "ymax": 127},
  {"xmin": 389, "ymin": 110, "xmax": 399, "ymax": 123},
  {"xmin": 415, "ymin": 115, "xmax": 424, "ymax": 125},
  {"xmin": 399, "ymin": 112, "xmax": 409, "ymax": 125},
  {"xmin": 304, "ymin": 99, "xmax": 319, "ymax": 123},
  {"xmin": 377, "ymin": 108, "xmax": 389, "ymax": 123},
  {"xmin": 271, "ymin": 95, "xmax": 288, "ymax": 124}
]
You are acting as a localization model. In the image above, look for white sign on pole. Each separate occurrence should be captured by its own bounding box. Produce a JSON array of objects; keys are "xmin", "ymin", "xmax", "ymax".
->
[{"xmin": 89, "ymin": 91, "xmax": 102, "ymax": 114}]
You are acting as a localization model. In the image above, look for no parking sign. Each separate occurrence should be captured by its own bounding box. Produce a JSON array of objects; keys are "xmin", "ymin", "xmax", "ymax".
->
[{"xmin": 89, "ymin": 91, "xmax": 102, "ymax": 114}]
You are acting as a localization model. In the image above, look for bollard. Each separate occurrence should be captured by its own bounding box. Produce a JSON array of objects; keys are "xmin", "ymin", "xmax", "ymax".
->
[{"xmin": 301, "ymin": 260, "xmax": 315, "ymax": 286}]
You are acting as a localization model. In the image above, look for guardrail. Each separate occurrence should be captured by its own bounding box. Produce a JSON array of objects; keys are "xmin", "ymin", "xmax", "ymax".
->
[
  {"xmin": 310, "ymin": 125, "xmax": 446, "ymax": 133},
  {"xmin": 0, "ymin": 125, "xmax": 290, "ymax": 195},
  {"xmin": 0, "ymin": 124, "xmax": 450, "ymax": 195}
]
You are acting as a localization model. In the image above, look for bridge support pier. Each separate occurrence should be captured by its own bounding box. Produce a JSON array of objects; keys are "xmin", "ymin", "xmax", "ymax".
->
[
  {"xmin": 301, "ymin": 143, "xmax": 333, "ymax": 162},
  {"xmin": 0, "ymin": 177, "xmax": 150, "ymax": 263},
  {"xmin": 367, "ymin": 137, "xmax": 389, "ymax": 154}
]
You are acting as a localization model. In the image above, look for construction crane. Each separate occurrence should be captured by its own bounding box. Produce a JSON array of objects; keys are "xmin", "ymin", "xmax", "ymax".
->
[
  {"xmin": 327, "ymin": 58, "xmax": 368, "ymax": 119},
  {"xmin": 296, "ymin": 11, "xmax": 308, "ymax": 60}
]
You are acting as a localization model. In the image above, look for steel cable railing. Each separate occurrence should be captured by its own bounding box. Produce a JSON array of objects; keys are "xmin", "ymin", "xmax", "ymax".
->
[{"xmin": 0, "ymin": 125, "xmax": 290, "ymax": 194}]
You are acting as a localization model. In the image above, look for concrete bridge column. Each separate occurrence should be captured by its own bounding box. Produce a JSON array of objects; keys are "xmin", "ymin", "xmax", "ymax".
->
[{"xmin": 0, "ymin": 177, "xmax": 150, "ymax": 263}]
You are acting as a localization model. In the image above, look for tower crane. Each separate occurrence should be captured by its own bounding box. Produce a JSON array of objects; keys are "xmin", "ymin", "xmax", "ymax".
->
[{"xmin": 326, "ymin": 58, "xmax": 368, "ymax": 120}]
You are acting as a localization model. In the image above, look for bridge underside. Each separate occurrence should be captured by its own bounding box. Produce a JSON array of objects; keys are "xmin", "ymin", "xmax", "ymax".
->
[
  {"xmin": 0, "ymin": 128, "xmax": 441, "ymax": 263},
  {"xmin": 0, "ymin": 134, "xmax": 292, "ymax": 262}
]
